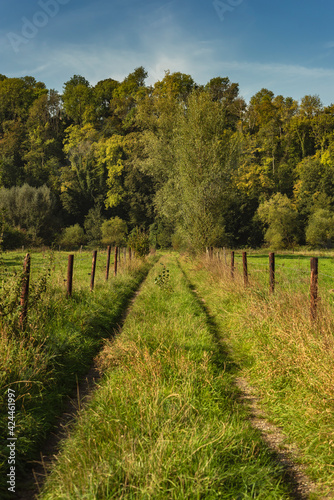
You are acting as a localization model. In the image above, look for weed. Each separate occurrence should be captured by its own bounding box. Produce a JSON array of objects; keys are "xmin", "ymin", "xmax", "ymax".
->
[{"xmin": 154, "ymin": 263, "xmax": 172, "ymax": 291}]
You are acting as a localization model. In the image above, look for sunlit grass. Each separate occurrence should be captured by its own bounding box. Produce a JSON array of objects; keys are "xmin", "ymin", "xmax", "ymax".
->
[
  {"xmin": 40, "ymin": 255, "xmax": 293, "ymax": 499},
  {"xmin": 0, "ymin": 251, "xmax": 154, "ymax": 499},
  {"xmin": 181, "ymin": 254, "xmax": 334, "ymax": 497}
]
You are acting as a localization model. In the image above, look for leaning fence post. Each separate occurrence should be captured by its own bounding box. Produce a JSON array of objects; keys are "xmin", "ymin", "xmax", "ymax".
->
[
  {"xmin": 67, "ymin": 254, "xmax": 74, "ymax": 297},
  {"xmin": 90, "ymin": 250, "xmax": 97, "ymax": 291},
  {"xmin": 106, "ymin": 246, "xmax": 111, "ymax": 281},
  {"xmin": 242, "ymin": 252, "xmax": 248, "ymax": 286},
  {"xmin": 114, "ymin": 246, "xmax": 118, "ymax": 276},
  {"xmin": 269, "ymin": 252, "xmax": 275, "ymax": 294},
  {"xmin": 20, "ymin": 253, "xmax": 31, "ymax": 330},
  {"xmin": 310, "ymin": 257, "xmax": 318, "ymax": 321},
  {"xmin": 231, "ymin": 251, "xmax": 235, "ymax": 279}
]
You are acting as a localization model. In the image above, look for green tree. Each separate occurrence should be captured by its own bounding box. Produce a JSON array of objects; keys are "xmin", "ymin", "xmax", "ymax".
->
[
  {"xmin": 61, "ymin": 124, "xmax": 106, "ymax": 221},
  {"xmin": 84, "ymin": 205, "xmax": 105, "ymax": 245},
  {"xmin": 257, "ymin": 193, "xmax": 299, "ymax": 249},
  {"xmin": 60, "ymin": 224, "xmax": 86, "ymax": 249},
  {"xmin": 305, "ymin": 208, "xmax": 334, "ymax": 248},
  {"xmin": 62, "ymin": 75, "xmax": 94, "ymax": 125},
  {"xmin": 101, "ymin": 217, "xmax": 127, "ymax": 246},
  {"xmin": 0, "ymin": 184, "xmax": 56, "ymax": 245}
]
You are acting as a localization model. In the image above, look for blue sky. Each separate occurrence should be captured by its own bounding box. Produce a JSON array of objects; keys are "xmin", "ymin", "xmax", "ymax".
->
[{"xmin": 1, "ymin": 0, "xmax": 334, "ymax": 104}]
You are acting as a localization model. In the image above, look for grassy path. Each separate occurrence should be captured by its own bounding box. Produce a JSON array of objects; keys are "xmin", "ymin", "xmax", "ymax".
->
[{"xmin": 39, "ymin": 254, "xmax": 297, "ymax": 499}]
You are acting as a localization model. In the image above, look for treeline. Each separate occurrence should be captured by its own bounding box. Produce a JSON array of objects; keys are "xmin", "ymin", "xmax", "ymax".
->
[{"xmin": 1, "ymin": 68, "xmax": 334, "ymax": 250}]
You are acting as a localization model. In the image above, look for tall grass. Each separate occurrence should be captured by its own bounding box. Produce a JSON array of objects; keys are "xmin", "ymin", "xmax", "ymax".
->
[
  {"xmin": 0, "ymin": 251, "xmax": 154, "ymax": 499},
  {"xmin": 40, "ymin": 255, "xmax": 294, "ymax": 499},
  {"xmin": 181, "ymin": 253, "xmax": 334, "ymax": 497}
]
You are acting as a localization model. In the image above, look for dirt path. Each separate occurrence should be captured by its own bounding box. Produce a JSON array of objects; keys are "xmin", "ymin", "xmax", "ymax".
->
[{"xmin": 235, "ymin": 377, "xmax": 320, "ymax": 500}]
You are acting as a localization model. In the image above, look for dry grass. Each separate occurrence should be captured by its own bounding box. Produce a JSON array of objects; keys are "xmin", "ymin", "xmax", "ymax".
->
[{"xmin": 181, "ymin": 254, "xmax": 334, "ymax": 495}]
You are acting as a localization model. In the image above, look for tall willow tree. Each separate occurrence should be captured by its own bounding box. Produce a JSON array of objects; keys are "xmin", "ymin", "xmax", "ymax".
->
[{"xmin": 148, "ymin": 90, "xmax": 240, "ymax": 251}]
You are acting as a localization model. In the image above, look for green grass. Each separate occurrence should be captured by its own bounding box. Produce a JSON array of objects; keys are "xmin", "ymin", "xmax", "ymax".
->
[
  {"xmin": 0, "ymin": 251, "xmax": 155, "ymax": 499},
  {"xmin": 180, "ymin": 254, "xmax": 334, "ymax": 498},
  {"xmin": 40, "ymin": 254, "xmax": 295, "ymax": 499},
  {"xmin": 1, "ymin": 248, "xmax": 121, "ymax": 291}
]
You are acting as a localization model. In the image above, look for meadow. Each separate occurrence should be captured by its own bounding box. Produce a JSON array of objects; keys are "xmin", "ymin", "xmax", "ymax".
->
[
  {"xmin": 2, "ymin": 248, "xmax": 334, "ymax": 498},
  {"xmin": 0, "ymin": 248, "xmax": 155, "ymax": 499}
]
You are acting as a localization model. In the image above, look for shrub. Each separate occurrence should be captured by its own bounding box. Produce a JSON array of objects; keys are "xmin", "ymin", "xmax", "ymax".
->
[
  {"xmin": 306, "ymin": 208, "xmax": 334, "ymax": 248},
  {"xmin": 60, "ymin": 224, "xmax": 86, "ymax": 249},
  {"xmin": 127, "ymin": 227, "xmax": 150, "ymax": 257},
  {"xmin": 101, "ymin": 217, "xmax": 127, "ymax": 246}
]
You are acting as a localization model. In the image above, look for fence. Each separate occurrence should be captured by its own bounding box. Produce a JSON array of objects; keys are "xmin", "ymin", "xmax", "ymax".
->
[
  {"xmin": 206, "ymin": 248, "xmax": 322, "ymax": 322},
  {"xmin": 17, "ymin": 246, "xmax": 132, "ymax": 329}
]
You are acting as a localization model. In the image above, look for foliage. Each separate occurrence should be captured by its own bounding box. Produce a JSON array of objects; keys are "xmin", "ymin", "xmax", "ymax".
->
[
  {"xmin": 257, "ymin": 193, "xmax": 299, "ymax": 249},
  {"xmin": 2, "ymin": 70, "xmax": 334, "ymax": 249},
  {"xmin": 0, "ymin": 184, "xmax": 56, "ymax": 245},
  {"xmin": 154, "ymin": 263, "xmax": 172, "ymax": 290},
  {"xmin": 84, "ymin": 205, "xmax": 105, "ymax": 245},
  {"xmin": 305, "ymin": 208, "xmax": 334, "ymax": 247},
  {"xmin": 101, "ymin": 217, "xmax": 127, "ymax": 246},
  {"xmin": 127, "ymin": 227, "xmax": 150, "ymax": 257},
  {"xmin": 60, "ymin": 224, "xmax": 86, "ymax": 249}
]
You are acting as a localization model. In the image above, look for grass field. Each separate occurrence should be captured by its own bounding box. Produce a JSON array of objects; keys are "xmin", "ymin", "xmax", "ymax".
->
[
  {"xmin": 182, "ymin": 252, "xmax": 334, "ymax": 497},
  {"xmin": 2, "ymin": 248, "xmax": 334, "ymax": 498},
  {"xmin": 0, "ymin": 248, "xmax": 155, "ymax": 499},
  {"xmin": 39, "ymin": 254, "xmax": 294, "ymax": 499}
]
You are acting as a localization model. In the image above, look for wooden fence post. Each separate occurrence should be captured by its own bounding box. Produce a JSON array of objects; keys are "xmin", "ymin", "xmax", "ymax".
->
[
  {"xmin": 242, "ymin": 252, "xmax": 248, "ymax": 286},
  {"xmin": 114, "ymin": 246, "xmax": 118, "ymax": 276},
  {"xmin": 269, "ymin": 252, "xmax": 275, "ymax": 294},
  {"xmin": 106, "ymin": 246, "xmax": 111, "ymax": 281},
  {"xmin": 310, "ymin": 257, "xmax": 318, "ymax": 321},
  {"xmin": 67, "ymin": 254, "xmax": 74, "ymax": 297},
  {"xmin": 129, "ymin": 247, "xmax": 132, "ymax": 262},
  {"xmin": 20, "ymin": 253, "xmax": 31, "ymax": 330},
  {"xmin": 90, "ymin": 250, "xmax": 97, "ymax": 291},
  {"xmin": 231, "ymin": 251, "xmax": 235, "ymax": 279}
]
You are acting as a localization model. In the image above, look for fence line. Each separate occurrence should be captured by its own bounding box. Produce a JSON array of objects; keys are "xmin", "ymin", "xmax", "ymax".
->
[
  {"xmin": 11, "ymin": 247, "xmax": 133, "ymax": 329},
  {"xmin": 208, "ymin": 249, "xmax": 321, "ymax": 322}
]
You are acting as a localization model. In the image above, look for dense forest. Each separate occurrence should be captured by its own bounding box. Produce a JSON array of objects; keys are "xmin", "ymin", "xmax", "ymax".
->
[{"xmin": 0, "ymin": 67, "xmax": 334, "ymax": 251}]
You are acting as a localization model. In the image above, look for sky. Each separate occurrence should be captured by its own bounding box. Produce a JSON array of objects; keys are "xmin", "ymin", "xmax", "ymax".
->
[{"xmin": 1, "ymin": 0, "xmax": 334, "ymax": 105}]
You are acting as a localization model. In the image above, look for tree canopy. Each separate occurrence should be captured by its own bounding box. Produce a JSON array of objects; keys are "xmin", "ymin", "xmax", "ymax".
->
[{"xmin": 1, "ymin": 69, "xmax": 334, "ymax": 250}]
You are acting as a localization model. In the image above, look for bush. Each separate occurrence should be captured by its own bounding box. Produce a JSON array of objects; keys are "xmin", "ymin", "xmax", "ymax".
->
[
  {"xmin": 60, "ymin": 224, "xmax": 86, "ymax": 249},
  {"xmin": 101, "ymin": 217, "xmax": 127, "ymax": 246},
  {"xmin": 2, "ymin": 227, "xmax": 27, "ymax": 250},
  {"xmin": 127, "ymin": 227, "xmax": 150, "ymax": 257},
  {"xmin": 306, "ymin": 209, "xmax": 334, "ymax": 248},
  {"xmin": 257, "ymin": 193, "xmax": 299, "ymax": 249}
]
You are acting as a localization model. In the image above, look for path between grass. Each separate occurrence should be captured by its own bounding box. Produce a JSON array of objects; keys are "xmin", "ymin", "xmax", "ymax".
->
[{"xmin": 37, "ymin": 253, "xmax": 308, "ymax": 499}]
